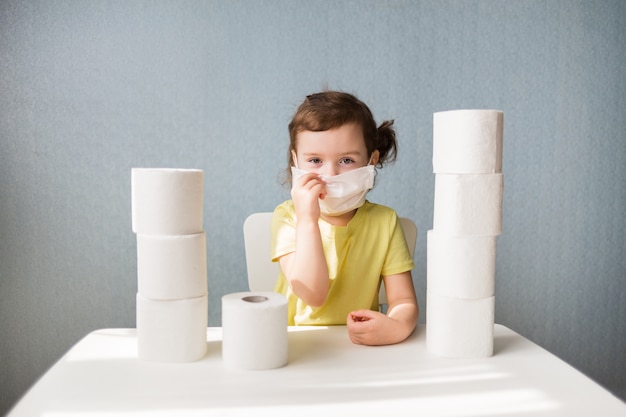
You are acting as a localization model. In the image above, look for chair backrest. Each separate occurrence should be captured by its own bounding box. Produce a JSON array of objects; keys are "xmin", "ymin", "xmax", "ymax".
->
[
  {"xmin": 243, "ymin": 212, "xmax": 417, "ymax": 306},
  {"xmin": 243, "ymin": 212, "xmax": 280, "ymax": 292}
]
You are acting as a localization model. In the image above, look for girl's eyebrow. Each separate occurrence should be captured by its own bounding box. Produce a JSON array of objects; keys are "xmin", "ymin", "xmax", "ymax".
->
[
  {"xmin": 342, "ymin": 150, "xmax": 364, "ymax": 157},
  {"xmin": 300, "ymin": 153, "xmax": 322, "ymax": 159},
  {"xmin": 301, "ymin": 150, "xmax": 364, "ymax": 157}
]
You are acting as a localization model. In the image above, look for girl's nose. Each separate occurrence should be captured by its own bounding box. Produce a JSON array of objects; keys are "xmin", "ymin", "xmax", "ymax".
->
[{"xmin": 321, "ymin": 164, "xmax": 339, "ymax": 177}]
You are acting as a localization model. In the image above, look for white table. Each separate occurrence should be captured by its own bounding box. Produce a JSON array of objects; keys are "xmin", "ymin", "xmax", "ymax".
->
[{"xmin": 8, "ymin": 325, "xmax": 626, "ymax": 416}]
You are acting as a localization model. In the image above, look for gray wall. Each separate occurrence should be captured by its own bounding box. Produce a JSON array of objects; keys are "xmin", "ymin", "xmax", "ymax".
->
[{"xmin": 1, "ymin": 0, "xmax": 624, "ymax": 413}]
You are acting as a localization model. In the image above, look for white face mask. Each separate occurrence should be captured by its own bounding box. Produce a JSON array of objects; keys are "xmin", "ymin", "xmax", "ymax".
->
[{"xmin": 291, "ymin": 164, "xmax": 376, "ymax": 216}]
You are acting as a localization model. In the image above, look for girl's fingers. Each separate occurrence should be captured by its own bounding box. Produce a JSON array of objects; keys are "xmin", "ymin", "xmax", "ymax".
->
[
  {"xmin": 349, "ymin": 309, "xmax": 378, "ymax": 323},
  {"xmin": 301, "ymin": 174, "xmax": 324, "ymax": 189},
  {"xmin": 351, "ymin": 314, "xmax": 370, "ymax": 322},
  {"xmin": 298, "ymin": 174, "xmax": 326, "ymax": 197}
]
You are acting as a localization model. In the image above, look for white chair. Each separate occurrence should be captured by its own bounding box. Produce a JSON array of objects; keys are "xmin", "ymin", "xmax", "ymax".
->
[{"xmin": 243, "ymin": 212, "xmax": 417, "ymax": 308}]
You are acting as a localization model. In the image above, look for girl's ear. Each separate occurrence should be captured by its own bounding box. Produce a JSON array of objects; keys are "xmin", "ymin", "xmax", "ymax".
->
[
  {"xmin": 370, "ymin": 150, "xmax": 380, "ymax": 166},
  {"xmin": 291, "ymin": 150, "xmax": 298, "ymax": 168}
]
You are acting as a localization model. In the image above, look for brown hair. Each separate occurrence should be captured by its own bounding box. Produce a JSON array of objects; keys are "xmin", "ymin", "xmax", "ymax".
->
[{"xmin": 283, "ymin": 91, "xmax": 397, "ymax": 185}]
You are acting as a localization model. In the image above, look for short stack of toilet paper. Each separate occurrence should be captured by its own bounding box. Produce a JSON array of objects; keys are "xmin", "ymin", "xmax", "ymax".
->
[
  {"xmin": 426, "ymin": 109, "xmax": 504, "ymax": 358},
  {"xmin": 131, "ymin": 168, "xmax": 208, "ymax": 362}
]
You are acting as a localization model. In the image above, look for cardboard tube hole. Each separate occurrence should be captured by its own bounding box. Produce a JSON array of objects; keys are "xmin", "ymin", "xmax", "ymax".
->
[{"xmin": 242, "ymin": 295, "xmax": 269, "ymax": 303}]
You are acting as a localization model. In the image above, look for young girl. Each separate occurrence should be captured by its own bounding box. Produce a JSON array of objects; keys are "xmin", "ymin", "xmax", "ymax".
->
[{"xmin": 271, "ymin": 91, "xmax": 418, "ymax": 346}]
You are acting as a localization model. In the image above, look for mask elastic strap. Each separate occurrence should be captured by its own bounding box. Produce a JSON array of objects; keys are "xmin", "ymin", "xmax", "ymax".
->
[{"xmin": 367, "ymin": 153, "xmax": 376, "ymax": 167}]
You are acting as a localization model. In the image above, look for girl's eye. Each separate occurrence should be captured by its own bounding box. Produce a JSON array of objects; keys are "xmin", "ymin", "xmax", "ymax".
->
[
  {"xmin": 340, "ymin": 158, "xmax": 355, "ymax": 165},
  {"xmin": 307, "ymin": 158, "xmax": 323, "ymax": 164}
]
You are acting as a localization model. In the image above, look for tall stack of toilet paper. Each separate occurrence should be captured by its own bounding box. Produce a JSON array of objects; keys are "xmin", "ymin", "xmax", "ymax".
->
[
  {"xmin": 131, "ymin": 168, "xmax": 208, "ymax": 362},
  {"xmin": 426, "ymin": 109, "xmax": 504, "ymax": 358}
]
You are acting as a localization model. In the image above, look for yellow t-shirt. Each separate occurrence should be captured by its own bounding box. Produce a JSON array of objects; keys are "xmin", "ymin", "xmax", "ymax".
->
[{"xmin": 271, "ymin": 200, "xmax": 414, "ymax": 326}]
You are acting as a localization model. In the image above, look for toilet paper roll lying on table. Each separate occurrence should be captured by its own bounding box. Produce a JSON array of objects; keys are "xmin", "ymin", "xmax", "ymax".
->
[
  {"xmin": 137, "ymin": 293, "xmax": 208, "ymax": 362},
  {"xmin": 137, "ymin": 232, "xmax": 207, "ymax": 300},
  {"xmin": 426, "ymin": 291, "xmax": 495, "ymax": 358},
  {"xmin": 427, "ymin": 230, "xmax": 496, "ymax": 299},
  {"xmin": 433, "ymin": 173, "xmax": 503, "ymax": 236},
  {"xmin": 131, "ymin": 168, "xmax": 203, "ymax": 235},
  {"xmin": 222, "ymin": 292, "xmax": 288, "ymax": 370},
  {"xmin": 433, "ymin": 109, "xmax": 503, "ymax": 174}
]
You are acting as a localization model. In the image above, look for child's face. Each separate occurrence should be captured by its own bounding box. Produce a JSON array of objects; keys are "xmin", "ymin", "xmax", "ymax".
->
[{"xmin": 293, "ymin": 123, "xmax": 378, "ymax": 177}]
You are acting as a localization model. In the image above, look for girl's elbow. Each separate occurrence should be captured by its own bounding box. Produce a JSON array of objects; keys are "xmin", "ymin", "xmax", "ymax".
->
[
  {"xmin": 307, "ymin": 291, "xmax": 328, "ymax": 307},
  {"xmin": 291, "ymin": 279, "xmax": 328, "ymax": 307},
  {"xmin": 300, "ymin": 282, "xmax": 328, "ymax": 307}
]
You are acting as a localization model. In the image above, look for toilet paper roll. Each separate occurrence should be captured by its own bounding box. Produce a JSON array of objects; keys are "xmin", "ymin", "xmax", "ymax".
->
[
  {"xmin": 222, "ymin": 292, "xmax": 288, "ymax": 370},
  {"xmin": 131, "ymin": 168, "xmax": 203, "ymax": 235},
  {"xmin": 136, "ymin": 293, "xmax": 208, "ymax": 362},
  {"xmin": 433, "ymin": 173, "xmax": 503, "ymax": 236},
  {"xmin": 426, "ymin": 291, "xmax": 494, "ymax": 358},
  {"xmin": 433, "ymin": 109, "xmax": 503, "ymax": 174},
  {"xmin": 137, "ymin": 232, "xmax": 207, "ymax": 300},
  {"xmin": 427, "ymin": 230, "xmax": 496, "ymax": 299}
]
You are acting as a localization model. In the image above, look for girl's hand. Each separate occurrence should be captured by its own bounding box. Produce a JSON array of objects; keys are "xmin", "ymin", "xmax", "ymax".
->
[
  {"xmin": 347, "ymin": 309, "xmax": 398, "ymax": 346},
  {"xmin": 291, "ymin": 172, "xmax": 326, "ymax": 222}
]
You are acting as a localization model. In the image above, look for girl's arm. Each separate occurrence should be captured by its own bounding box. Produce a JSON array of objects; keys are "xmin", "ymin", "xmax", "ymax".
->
[
  {"xmin": 347, "ymin": 271, "xmax": 418, "ymax": 345},
  {"xmin": 278, "ymin": 219, "xmax": 329, "ymax": 306},
  {"xmin": 384, "ymin": 270, "xmax": 419, "ymax": 337},
  {"xmin": 278, "ymin": 172, "xmax": 329, "ymax": 306}
]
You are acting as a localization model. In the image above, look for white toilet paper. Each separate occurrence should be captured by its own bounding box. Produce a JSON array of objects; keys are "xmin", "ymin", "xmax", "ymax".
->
[
  {"xmin": 221, "ymin": 292, "xmax": 288, "ymax": 370},
  {"xmin": 131, "ymin": 168, "xmax": 203, "ymax": 235},
  {"xmin": 136, "ymin": 293, "xmax": 208, "ymax": 362},
  {"xmin": 433, "ymin": 109, "xmax": 503, "ymax": 174},
  {"xmin": 137, "ymin": 232, "xmax": 207, "ymax": 300},
  {"xmin": 426, "ymin": 291, "xmax": 494, "ymax": 358},
  {"xmin": 433, "ymin": 173, "xmax": 503, "ymax": 236},
  {"xmin": 427, "ymin": 230, "xmax": 496, "ymax": 299}
]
